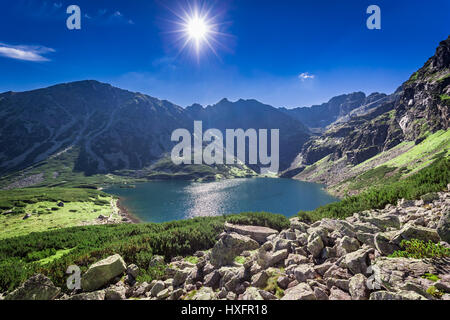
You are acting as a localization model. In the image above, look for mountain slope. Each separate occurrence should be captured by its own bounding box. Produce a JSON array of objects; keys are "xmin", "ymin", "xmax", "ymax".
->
[
  {"xmin": 185, "ymin": 98, "xmax": 310, "ymax": 171},
  {"xmin": 287, "ymin": 35, "xmax": 450, "ymax": 196},
  {"xmin": 280, "ymin": 92, "xmax": 390, "ymax": 131},
  {"xmin": 0, "ymin": 83, "xmax": 309, "ymax": 187},
  {"xmin": 0, "ymin": 80, "xmax": 191, "ymax": 176}
]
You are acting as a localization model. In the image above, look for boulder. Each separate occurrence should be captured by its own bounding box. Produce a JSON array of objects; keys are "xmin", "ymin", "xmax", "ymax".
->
[
  {"xmin": 391, "ymin": 225, "xmax": 440, "ymax": 244},
  {"xmin": 371, "ymin": 257, "xmax": 437, "ymax": 290},
  {"xmin": 81, "ymin": 254, "xmax": 127, "ymax": 292},
  {"xmin": 293, "ymin": 264, "xmax": 316, "ymax": 283},
  {"xmin": 437, "ymin": 209, "xmax": 450, "ymax": 243},
  {"xmin": 251, "ymin": 271, "xmax": 270, "ymax": 288},
  {"xmin": 173, "ymin": 268, "xmax": 191, "ymax": 287},
  {"xmin": 68, "ymin": 290, "xmax": 105, "ymax": 300},
  {"xmin": 336, "ymin": 236, "xmax": 360, "ymax": 256},
  {"xmin": 360, "ymin": 214, "xmax": 401, "ymax": 231},
  {"xmin": 257, "ymin": 249, "xmax": 289, "ymax": 269},
  {"xmin": 313, "ymin": 287, "xmax": 329, "ymax": 300},
  {"xmin": 374, "ymin": 231, "xmax": 400, "ymax": 256},
  {"xmin": 277, "ymin": 276, "xmax": 291, "ymax": 289},
  {"xmin": 224, "ymin": 223, "xmax": 278, "ymax": 243},
  {"xmin": 258, "ymin": 290, "xmax": 278, "ymax": 300},
  {"xmin": 5, "ymin": 274, "xmax": 61, "ymax": 300},
  {"xmin": 187, "ymin": 287, "xmax": 216, "ymax": 300},
  {"xmin": 307, "ymin": 235, "xmax": 324, "ymax": 258},
  {"xmin": 281, "ymin": 283, "xmax": 316, "ymax": 300},
  {"xmin": 340, "ymin": 248, "xmax": 372, "ymax": 275},
  {"xmin": 329, "ymin": 286, "xmax": 351, "ymax": 300},
  {"xmin": 210, "ymin": 233, "xmax": 259, "ymax": 267},
  {"xmin": 149, "ymin": 255, "xmax": 165, "ymax": 267},
  {"xmin": 369, "ymin": 290, "xmax": 427, "ymax": 300},
  {"xmin": 241, "ymin": 287, "xmax": 264, "ymax": 300},
  {"xmin": 203, "ymin": 270, "xmax": 221, "ymax": 288},
  {"xmin": 349, "ymin": 274, "xmax": 369, "ymax": 300},
  {"xmin": 126, "ymin": 264, "xmax": 139, "ymax": 279},
  {"xmin": 150, "ymin": 280, "xmax": 165, "ymax": 297}
]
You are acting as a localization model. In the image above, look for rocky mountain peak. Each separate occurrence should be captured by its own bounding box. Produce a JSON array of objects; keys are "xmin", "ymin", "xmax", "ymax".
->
[{"xmin": 431, "ymin": 35, "xmax": 450, "ymax": 71}]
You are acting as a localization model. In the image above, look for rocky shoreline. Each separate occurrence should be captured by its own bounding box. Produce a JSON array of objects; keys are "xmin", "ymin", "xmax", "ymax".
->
[
  {"xmin": 116, "ymin": 199, "xmax": 141, "ymax": 224},
  {"xmin": 2, "ymin": 188, "xmax": 449, "ymax": 301}
]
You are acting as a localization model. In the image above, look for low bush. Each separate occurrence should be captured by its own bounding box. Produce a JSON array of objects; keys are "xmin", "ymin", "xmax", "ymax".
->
[
  {"xmin": 390, "ymin": 239, "xmax": 450, "ymax": 259},
  {"xmin": 0, "ymin": 211, "xmax": 286, "ymax": 292}
]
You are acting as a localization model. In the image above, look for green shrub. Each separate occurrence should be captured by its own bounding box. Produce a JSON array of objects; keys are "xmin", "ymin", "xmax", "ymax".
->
[
  {"xmin": 390, "ymin": 239, "xmax": 450, "ymax": 259},
  {"xmin": 0, "ymin": 211, "xmax": 284, "ymax": 292},
  {"xmin": 427, "ymin": 286, "xmax": 444, "ymax": 298},
  {"xmin": 226, "ymin": 212, "xmax": 289, "ymax": 231},
  {"xmin": 298, "ymin": 157, "xmax": 450, "ymax": 222}
]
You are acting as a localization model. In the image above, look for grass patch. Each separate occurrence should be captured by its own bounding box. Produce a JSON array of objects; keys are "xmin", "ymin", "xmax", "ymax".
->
[
  {"xmin": 0, "ymin": 188, "xmax": 117, "ymax": 240},
  {"xmin": 234, "ymin": 256, "xmax": 246, "ymax": 265},
  {"xmin": 184, "ymin": 256, "xmax": 199, "ymax": 264}
]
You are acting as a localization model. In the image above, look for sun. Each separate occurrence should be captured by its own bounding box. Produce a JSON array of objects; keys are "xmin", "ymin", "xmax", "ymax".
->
[
  {"xmin": 165, "ymin": 2, "xmax": 231, "ymax": 58},
  {"xmin": 186, "ymin": 15, "xmax": 210, "ymax": 42}
]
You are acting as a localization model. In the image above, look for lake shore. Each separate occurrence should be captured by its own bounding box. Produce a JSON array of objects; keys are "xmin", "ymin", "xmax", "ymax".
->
[{"xmin": 116, "ymin": 198, "xmax": 141, "ymax": 224}]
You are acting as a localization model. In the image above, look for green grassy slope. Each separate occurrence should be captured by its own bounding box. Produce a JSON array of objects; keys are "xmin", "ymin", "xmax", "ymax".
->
[
  {"xmin": 0, "ymin": 212, "xmax": 288, "ymax": 292},
  {"xmin": 0, "ymin": 188, "xmax": 118, "ymax": 240},
  {"xmin": 298, "ymin": 156, "xmax": 450, "ymax": 222}
]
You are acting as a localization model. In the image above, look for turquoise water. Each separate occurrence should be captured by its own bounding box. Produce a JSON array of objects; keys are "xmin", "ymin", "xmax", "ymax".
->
[{"xmin": 104, "ymin": 178, "xmax": 338, "ymax": 223}]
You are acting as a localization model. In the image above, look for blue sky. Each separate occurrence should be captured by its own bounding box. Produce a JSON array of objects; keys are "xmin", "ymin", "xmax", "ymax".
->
[{"xmin": 0, "ymin": 0, "xmax": 449, "ymax": 108}]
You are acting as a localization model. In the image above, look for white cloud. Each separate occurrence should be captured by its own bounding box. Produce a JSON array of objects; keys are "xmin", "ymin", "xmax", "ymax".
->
[
  {"xmin": 0, "ymin": 43, "xmax": 54, "ymax": 62},
  {"xmin": 298, "ymin": 72, "xmax": 315, "ymax": 81}
]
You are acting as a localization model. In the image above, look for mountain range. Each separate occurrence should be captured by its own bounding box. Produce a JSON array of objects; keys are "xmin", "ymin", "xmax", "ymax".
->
[{"xmin": 0, "ymin": 35, "xmax": 449, "ymax": 192}]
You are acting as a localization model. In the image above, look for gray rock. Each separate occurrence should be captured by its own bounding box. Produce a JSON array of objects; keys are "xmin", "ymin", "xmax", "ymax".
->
[
  {"xmin": 281, "ymin": 283, "xmax": 316, "ymax": 300},
  {"xmin": 203, "ymin": 270, "xmax": 221, "ymax": 288},
  {"xmin": 329, "ymin": 286, "xmax": 351, "ymax": 300},
  {"xmin": 150, "ymin": 280, "xmax": 165, "ymax": 297},
  {"xmin": 258, "ymin": 290, "xmax": 278, "ymax": 300},
  {"xmin": 81, "ymin": 254, "xmax": 127, "ymax": 292},
  {"xmin": 314, "ymin": 287, "xmax": 329, "ymax": 300},
  {"xmin": 156, "ymin": 288, "xmax": 171, "ymax": 299},
  {"xmin": 149, "ymin": 255, "xmax": 165, "ymax": 267},
  {"xmin": 210, "ymin": 233, "xmax": 259, "ymax": 267},
  {"xmin": 340, "ymin": 248, "xmax": 372, "ymax": 275},
  {"xmin": 294, "ymin": 264, "xmax": 316, "ymax": 283},
  {"xmin": 437, "ymin": 209, "xmax": 450, "ymax": 243},
  {"xmin": 126, "ymin": 264, "xmax": 139, "ymax": 279},
  {"xmin": 169, "ymin": 288, "xmax": 185, "ymax": 300},
  {"xmin": 258, "ymin": 249, "xmax": 289, "ymax": 269},
  {"xmin": 251, "ymin": 271, "xmax": 269, "ymax": 288},
  {"xmin": 187, "ymin": 287, "xmax": 216, "ymax": 300},
  {"xmin": 369, "ymin": 290, "xmax": 427, "ymax": 300},
  {"xmin": 173, "ymin": 268, "xmax": 190, "ymax": 287},
  {"xmin": 241, "ymin": 287, "xmax": 264, "ymax": 300},
  {"xmin": 277, "ymin": 276, "xmax": 291, "ymax": 289},
  {"xmin": 336, "ymin": 236, "xmax": 360, "ymax": 256},
  {"xmin": 224, "ymin": 223, "xmax": 278, "ymax": 243},
  {"xmin": 307, "ymin": 235, "xmax": 324, "ymax": 258},
  {"xmin": 68, "ymin": 290, "xmax": 105, "ymax": 300},
  {"xmin": 360, "ymin": 214, "xmax": 401, "ymax": 231},
  {"xmin": 5, "ymin": 274, "xmax": 61, "ymax": 300},
  {"xmin": 391, "ymin": 225, "xmax": 441, "ymax": 245},
  {"xmin": 349, "ymin": 274, "xmax": 369, "ymax": 300}
]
